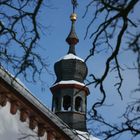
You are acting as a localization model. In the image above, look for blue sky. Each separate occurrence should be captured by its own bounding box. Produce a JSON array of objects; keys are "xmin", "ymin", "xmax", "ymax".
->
[{"xmin": 16, "ymin": 1, "xmax": 140, "ymax": 139}]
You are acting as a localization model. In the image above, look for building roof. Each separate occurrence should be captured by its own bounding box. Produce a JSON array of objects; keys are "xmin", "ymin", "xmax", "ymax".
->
[
  {"xmin": 0, "ymin": 67, "xmax": 100, "ymax": 140},
  {"xmin": 0, "ymin": 67, "xmax": 82, "ymax": 140}
]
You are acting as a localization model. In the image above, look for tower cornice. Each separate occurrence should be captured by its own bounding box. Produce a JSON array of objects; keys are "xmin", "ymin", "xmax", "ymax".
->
[{"xmin": 50, "ymin": 83, "xmax": 89, "ymax": 96}]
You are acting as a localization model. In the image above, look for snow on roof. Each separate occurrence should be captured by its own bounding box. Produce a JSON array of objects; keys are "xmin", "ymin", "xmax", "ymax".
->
[
  {"xmin": 76, "ymin": 130, "xmax": 101, "ymax": 140},
  {"xmin": 59, "ymin": 53, "xmax": 84, "ymax": 62},
  {"xmin": 53, "ymin": 80, "xmax": 85, "ymax": 87}
]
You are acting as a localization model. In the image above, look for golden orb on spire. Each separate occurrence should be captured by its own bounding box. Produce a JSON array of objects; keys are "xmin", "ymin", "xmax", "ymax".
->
[{"xmin": 70, "ymin": 13, "xmax": 77, "ymax": 21}]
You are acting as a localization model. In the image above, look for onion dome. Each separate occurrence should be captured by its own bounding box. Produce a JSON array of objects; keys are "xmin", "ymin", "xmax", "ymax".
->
[{"xmin": 54, "ymin": 56, "xmax": 87, "ymax": 83}]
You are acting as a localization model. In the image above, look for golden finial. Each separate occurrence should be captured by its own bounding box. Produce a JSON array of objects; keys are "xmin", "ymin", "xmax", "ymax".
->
[{"xmin": 70, "ymin": 13, "xmax": 77, "ymax": 21}]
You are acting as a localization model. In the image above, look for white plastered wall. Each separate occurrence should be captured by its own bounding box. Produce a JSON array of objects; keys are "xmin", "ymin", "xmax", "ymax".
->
[{"xmin": 0, "ymin": 102, "xmax": 47, "ymax": 140}]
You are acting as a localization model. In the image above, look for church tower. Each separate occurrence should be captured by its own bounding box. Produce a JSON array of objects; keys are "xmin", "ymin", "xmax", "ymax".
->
[{"xmin": 50, "ymin": 8, "xmax": 89, "ymax": 132}]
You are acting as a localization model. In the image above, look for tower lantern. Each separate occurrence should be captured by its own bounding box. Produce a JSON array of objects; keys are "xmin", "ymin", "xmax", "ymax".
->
[{"xmin": 50, "ymin": 2, "xmax": 89, "ymax": 131}]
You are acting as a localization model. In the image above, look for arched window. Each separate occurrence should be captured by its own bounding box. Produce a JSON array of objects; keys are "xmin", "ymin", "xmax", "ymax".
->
[
  {"xmin": 54, "ymin": 97, "xmax": 59, "ymax": 111},
  {"xmin": 75, "ymin": 96, "xmax": 82, "ymax": 112},
  {"xmin": 63, "ymin": 95, "xmax": 71, "ymax": 111}
]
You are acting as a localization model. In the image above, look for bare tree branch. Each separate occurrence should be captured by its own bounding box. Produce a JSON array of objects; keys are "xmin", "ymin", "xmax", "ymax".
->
[{"xmin": 0, "ymin": 0, "xmax": 50, "ymax": 82}]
